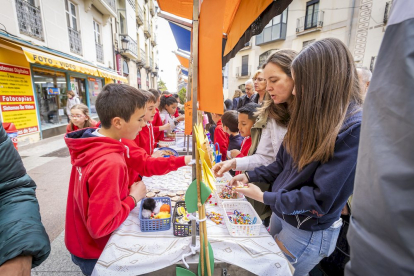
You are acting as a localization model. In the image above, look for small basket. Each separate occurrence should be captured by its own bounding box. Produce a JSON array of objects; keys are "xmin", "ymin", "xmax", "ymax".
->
[
  {"xmin": 139, "ymin": 197, "xmax": 171, "ymax": 232},
  {"xmin": 222, "ymin": 201, "xmax": 262, "ymax": 237},
  {"xmin": 172, "ymin": 201, "xmax": 199, "ymax": 237},
  {"xmin": 214, "ymin": 184, "xmax": 245, "ymax": 203}
]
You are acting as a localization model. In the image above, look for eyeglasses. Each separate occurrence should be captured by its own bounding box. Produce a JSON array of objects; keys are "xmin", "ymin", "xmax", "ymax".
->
[
  {"xmin": 69, "ymin": 114, "xmax": 85, "ymax": 119},
  {"xmin": 253, "ymin": 78, "xmax": 266, "ymax": 82}
]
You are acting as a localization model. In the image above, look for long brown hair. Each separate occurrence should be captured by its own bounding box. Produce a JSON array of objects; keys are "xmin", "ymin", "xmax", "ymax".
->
[
  {"xmin": 256, "ymin": 49, "xmax": 298, "ymax": 127},
  {"xmin": 285, "ymin": 38, "xmax": 362, "ymax": 170},
  {"xmin": 69, "ymin": 104, "xmax": 94, "ymax": 131},
  {"xmin": 233, "ymin": 89, "xmax": 242, "ymax": 99}
]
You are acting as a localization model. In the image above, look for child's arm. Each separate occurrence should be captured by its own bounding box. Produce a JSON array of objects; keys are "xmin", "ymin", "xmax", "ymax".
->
[
  {"xmin": 158, "ymin": 123, "xmax": 171, "ymax": 131},
  {"xmin": 86, "ymin": 159, "xmax": 137, "ymax": 239},
  {"xmin": 123, "ymin": 139, "xmax": 188, "ymax": 177}
]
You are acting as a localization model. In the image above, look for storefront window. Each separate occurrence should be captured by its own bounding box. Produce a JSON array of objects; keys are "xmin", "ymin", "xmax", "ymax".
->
[
  {"xmin": 33, "ymin": 67, "xmax": 68, "ymax": 129},
  {"xmin": 70, "ymin": 77, "xmax": 87, "ymax": 105},
  {"xmin": 88, "ymin": 77, "xmax": 103, "ymax": 116}
]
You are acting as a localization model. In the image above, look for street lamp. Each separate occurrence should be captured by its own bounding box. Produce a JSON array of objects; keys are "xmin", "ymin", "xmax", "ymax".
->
[{"xmin": 121, "ymin": 36, "xmax": 129, "ymax": 53}]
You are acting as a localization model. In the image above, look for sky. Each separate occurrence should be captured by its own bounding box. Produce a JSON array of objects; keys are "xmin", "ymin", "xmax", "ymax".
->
[{"xmin": 156, "ymin": 17, "xmax": 179, "ymax": 92}]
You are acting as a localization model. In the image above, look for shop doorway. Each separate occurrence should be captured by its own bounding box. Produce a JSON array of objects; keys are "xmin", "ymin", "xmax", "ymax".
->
[
  {"xmin": 33, "ymin": 67, "xmax": 68, "ymax": 129},
  {"xmin": 70, "ymin": 77, "xmax": 87, "ymax": 105}
]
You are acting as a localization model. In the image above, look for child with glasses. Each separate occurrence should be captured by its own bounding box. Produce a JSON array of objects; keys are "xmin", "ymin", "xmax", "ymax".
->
[{"xmin": 66, "ymin": 103, "xmax": 99, "ymax": 133}]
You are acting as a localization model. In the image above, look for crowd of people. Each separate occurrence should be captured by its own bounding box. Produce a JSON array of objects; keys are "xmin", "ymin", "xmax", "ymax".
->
[{"xmin": 1, "ymin": 25, "xmax": 411, "ymax": 275}]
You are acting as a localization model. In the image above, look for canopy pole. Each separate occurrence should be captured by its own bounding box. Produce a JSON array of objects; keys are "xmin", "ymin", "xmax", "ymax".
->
[
  {"xmin": 190, "ymin": 1, "xmax": 211, "ymax": 276},
  {"xmin": 191, "ymin": 0, "xmax": 203, "ymax": 271}
]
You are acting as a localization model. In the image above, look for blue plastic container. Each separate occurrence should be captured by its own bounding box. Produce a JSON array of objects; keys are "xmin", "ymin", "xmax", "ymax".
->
[{"xmin": 139, "ymin": 197, "xmax": 171, "ymax": 232}]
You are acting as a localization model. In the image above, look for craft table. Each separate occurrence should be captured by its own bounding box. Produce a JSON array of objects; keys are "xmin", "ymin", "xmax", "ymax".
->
[{"xmin": 92, "ymin": 168, "xmax": 293, "ymax": 276}]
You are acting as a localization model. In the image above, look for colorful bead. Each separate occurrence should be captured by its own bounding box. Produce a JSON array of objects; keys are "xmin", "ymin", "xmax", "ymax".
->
[{"xmin": 227, "ymin": 209, "xmax": 256, "ymax": 225}]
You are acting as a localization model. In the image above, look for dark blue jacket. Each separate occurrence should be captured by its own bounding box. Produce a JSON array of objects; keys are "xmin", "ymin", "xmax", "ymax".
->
[
  {"xmin": 248, "ymin": 109, "xmax": 362, "ymax": 231},
  {"xmin": 228, "ymin": 133, "xmax": 243, "ymax": 151},
  {"xmin": 0, "ymin": 123, "xmax": 50, "ymax": 267}
]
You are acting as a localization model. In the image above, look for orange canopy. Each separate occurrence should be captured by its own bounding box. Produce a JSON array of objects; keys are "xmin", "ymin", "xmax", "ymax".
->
[
  {"xmin": 175, "ymin": 53, "xmax": 190, "ymax": 69},
  {"xmin": 223, "ymin": 0, "xmax": 273, "ymax": 56},
  {"xmin": 158, "ymin": 0, "xmax": 278, "ymax": 114},
  {"xmin": 157, "ymin": 0, "xmax": 193, "ymax": 20},
  {"xmin": 198, "ymin": 0, "xmax": 225, "ymax": 114}
]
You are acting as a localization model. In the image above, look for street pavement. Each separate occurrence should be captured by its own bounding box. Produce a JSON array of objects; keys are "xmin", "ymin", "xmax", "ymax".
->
[{"xmin": 17, "ymin": 134, "xmax": 83, "ymax": 275}]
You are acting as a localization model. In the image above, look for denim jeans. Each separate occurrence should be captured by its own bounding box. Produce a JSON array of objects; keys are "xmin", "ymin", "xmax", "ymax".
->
[
  {"xmin": 71, "ymin": 254, "xmax": 98, "ymax": 276},
  {"xmin": 271, "ymin": 215, "xmax": 341, "ymax": 276}
]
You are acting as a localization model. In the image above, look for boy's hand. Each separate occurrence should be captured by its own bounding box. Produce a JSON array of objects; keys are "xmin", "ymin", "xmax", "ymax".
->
[
  {"xmin": 235, "ymin": 183, "xmax": 264, "ymax": 203},
  {"xmin": 212, "ymin": 159, "xmax": 236, "ymax": 177},
  {"xmin": 152, "ymin": 150, "xmax": 164, "ymax": 158},
  {"xmin": 129, "ymin": 181, "xmax": 147, "ymax": 202},
  {"xmin": 229, "ymin": 173, "xmax": 248, "ymax": 186},
  {"xmin": 176, "ymin": 115, "xmax": 185, "ymax": 122},
  {"xmin": 184, "ymin": 155, "xmax": 193, "ymax": 165},
  {"xmin": 230, "ymin": 149, "xmax": 241, "ymax": 158}
]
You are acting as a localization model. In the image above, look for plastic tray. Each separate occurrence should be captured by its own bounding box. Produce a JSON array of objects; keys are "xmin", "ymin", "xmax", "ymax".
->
[
  {"xmin": 172, "ymin": 201, "xmax": 199, "ymax": 237},
  {"xmin": 139, "ymin": 197, "xmax": 171, "ymax": 232},
  {"xmin": 222, "ymin": 201, "xmax": 262, "ymax": 237}
]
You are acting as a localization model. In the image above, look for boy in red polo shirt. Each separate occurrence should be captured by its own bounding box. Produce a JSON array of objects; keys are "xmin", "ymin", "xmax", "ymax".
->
[
  {"xmin": 64, "ymin": 84, "xmax": 147, "ymax": 275},
  {"xmin": 229, "ymin": 103, "xmax": 259, "ymax": 175}
]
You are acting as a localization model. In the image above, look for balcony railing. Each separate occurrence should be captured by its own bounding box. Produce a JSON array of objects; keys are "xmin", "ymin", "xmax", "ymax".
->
[
  {"xmin": 236, "ymin": 65, "xmax": 251, "ymax": 78},
  {"xmin": 15, "ymin": 0, "xmax": 44, "ymax": 41},
  {"xmin": 119, "ymin": 34, "xmax": 138, "ymax": 59},
  {"xmin": 296, "ymin": 11, "xmax": 324, "ymax": 34},
  {"xmin": 144, "ymin": 21, "xmax": 151, "ymax": 38},
  {"xmin": 96, "ymin": 43, "xmax": 104, "ymax": 63},
  {"xmin": 68, "ymin": 27, "xmax": 82, "ymax": 55},
  {"xmin": 103, "ymin": 0, "xmax": 116, "ymax": 12},
  {"xmin": 138, "ymin": 49, "xmax": 146, "ymax": 66},
  {"xmin": 136, "ymin": 4, "xmax": 144, "ymax": 25},
  {"xmin": 126, "ymin": 0, "xmax": 135, "ymax": 9}
]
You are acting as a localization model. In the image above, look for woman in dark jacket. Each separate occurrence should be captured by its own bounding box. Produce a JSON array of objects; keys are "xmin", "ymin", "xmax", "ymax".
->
[{"xmin": 0, "ymin": 123, "xmax": 50, "ymax": 273}]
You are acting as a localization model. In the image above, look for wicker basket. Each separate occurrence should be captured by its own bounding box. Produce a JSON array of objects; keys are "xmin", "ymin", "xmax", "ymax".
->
[
  {"xmin": 139, "ymin": 197, "xmax": 171, "ymax": 232},
  {"xmin": 222, "ymin": 201, "xmax": 262, "ymax": 237}
]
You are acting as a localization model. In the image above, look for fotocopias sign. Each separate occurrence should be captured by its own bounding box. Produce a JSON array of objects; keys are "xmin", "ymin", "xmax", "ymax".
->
[{"xmin": 0, "ymin": 62, "xmax": 40, "ymax": 135}]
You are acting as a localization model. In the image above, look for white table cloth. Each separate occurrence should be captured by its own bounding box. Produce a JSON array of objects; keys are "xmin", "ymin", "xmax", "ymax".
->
[{"xmin": 92, "ymin": 169, "xmax": 293, "ymax": 276}]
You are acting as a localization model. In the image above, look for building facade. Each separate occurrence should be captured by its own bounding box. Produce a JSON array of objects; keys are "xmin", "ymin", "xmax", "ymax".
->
[
  {"xmin": 0, "ymin": 0, "xmax": 158, "ymax": 144},
  {"xmin": 226, "ymin": 0, "xmax": 392, "ymax": 98}
]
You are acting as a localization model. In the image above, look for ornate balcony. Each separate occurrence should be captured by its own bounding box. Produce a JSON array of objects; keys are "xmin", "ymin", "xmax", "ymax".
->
[
  {"xmin": 136, "ymin": 4, "xmax": 144, "ymax": 25},
  {"xmin": 68, "ymin": 27, "xmax": 82, "ymax": 55},
  {"xmin": 15, "ymin": 0, "xmax": 44, "ymax": 41},
  {"xmin": 138, "ymin": 49, "xmax": 146, "ymax": 66},
  {"xmin": 96, "ymin": 43, "xmax": 104, "ymax": 63},
  {"xmin": 119, "ymin": 34, "xmax": 138, "ymax": 60},
  {"xmin": 296, "ymin": 10, "xmax": 324, "ymax": 35},
  {"xmin": 144, "ymin": 21, "xmax": 151, "ymax": 38},
  {"xmin": 126, "ymin": 0, "xmax": 135, "ymax": 9}
]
